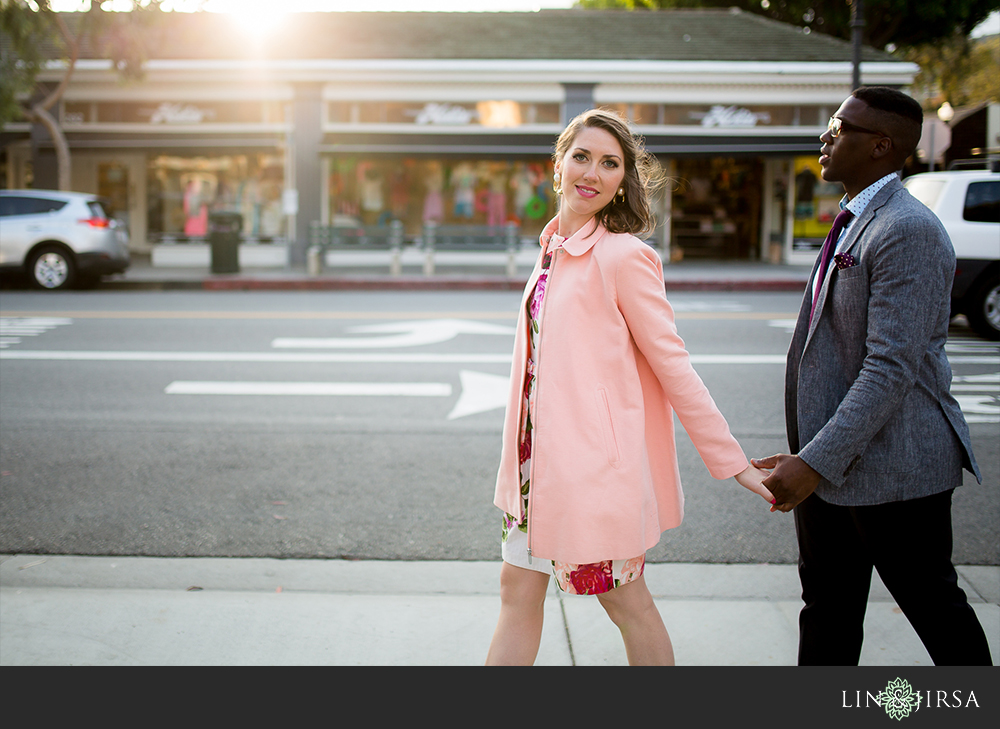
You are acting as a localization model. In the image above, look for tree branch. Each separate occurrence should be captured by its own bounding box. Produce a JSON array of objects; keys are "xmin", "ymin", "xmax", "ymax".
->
[{"xmin": 36, "ymin": 3, "xmax": 80, "ymax": 113}]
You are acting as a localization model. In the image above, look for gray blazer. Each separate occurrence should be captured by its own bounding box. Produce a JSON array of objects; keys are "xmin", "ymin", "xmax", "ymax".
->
[{"xmin": 785, "ymin": 176, "xmax": 981, "ymax": 506}]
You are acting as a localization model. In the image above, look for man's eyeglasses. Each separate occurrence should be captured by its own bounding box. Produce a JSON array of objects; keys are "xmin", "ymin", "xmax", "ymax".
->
[{"xmin": 827, "ymin": 117, "xmax": 886, "ymax": 139}]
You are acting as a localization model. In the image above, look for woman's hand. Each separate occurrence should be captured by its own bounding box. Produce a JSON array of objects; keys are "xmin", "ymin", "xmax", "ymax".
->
[{"xmin": 734, "ymin": 464, "xmax": 776, "ymax": 505}]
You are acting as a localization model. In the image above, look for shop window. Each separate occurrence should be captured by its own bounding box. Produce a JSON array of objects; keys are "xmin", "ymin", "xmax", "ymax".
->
[
  {"xmin": 98, "ymin": 163, "xmax": 129, "ymax": 221},
  {"xmin": 599, "ymin": 104, "xmax": 660, "ymax": 125},
  {"xmin": 532, "ymin": 103, "xmax": 560, "ymax": 124},
  {"xmin": 326, "ymin": 156, "xmax": 556, "ymax": 238},
  {"xmin": 791, "ymin": 155, "xmax": 844, "ymax": 254},
  {"xmin": 328, "ymin": 101, "xmax": 560, "ymax": 128},
  {"xmin": 797, "ymin": 105, "xmax": 825, "ymax": 126},
  {"xmin": 90, "ymin": 101, "xmax": 277, "ymax": 125},
  {"xmin": 477, "ymin": 101, "xmax": 522, "ymax": 128},
  {"xmin": 262, "ymin": 101, "xmax": 286, "ymax": 123},
  {"xmin": 63, "ymin": 102, "xmax": 92, "ymax": 124},
  {"xmin": 670, "ymin": 158, "xmax": 763, "ymax": 260},
  {"xmin": 147, "ymin": 153, "xmax": 286, "ymax": 242},
  {"xmin": 631, "ymin": 104, "xmax": 661, "ymax": 125},
  {"xmin": 662, "ymin": 105, "xmax": 701, "ymax": 126},
  {"xmin": 602, "ymin": 104, "xmax": 827, "ymax": 127},
  {"xmin": 329, "ymin": 101, "xmax": 355, "ymax": 124}
]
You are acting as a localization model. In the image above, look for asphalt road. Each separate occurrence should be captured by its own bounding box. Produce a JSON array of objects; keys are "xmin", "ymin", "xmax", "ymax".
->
[{"xmin": 1, "ymin": 289, "xmax": 997, "ymax": 564}]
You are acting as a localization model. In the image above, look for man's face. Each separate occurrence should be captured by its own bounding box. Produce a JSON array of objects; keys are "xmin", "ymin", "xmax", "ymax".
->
[{"xmin": 818, "ymin": 97, "xmax": 889, "ymax": 187}]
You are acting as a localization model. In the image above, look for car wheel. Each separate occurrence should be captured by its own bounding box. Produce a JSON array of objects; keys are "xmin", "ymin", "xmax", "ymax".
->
[
  {"xmin": 965, "ymin": 273, "xmax": 1000, "ymax": 341},
  {"xmin": 28, "ymin": 245, "xmax": 76, "ymax": 291}
]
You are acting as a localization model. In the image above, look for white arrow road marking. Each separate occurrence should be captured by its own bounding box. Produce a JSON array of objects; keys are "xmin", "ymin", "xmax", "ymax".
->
[
  {"xmin": 272, "ymin": 318, "xmax": 516, "ymax": 349},
  {"xmin": 165, "ymin": 381, "xmax": 452, "ymax": 397},
  {"xmin": 164, "ymin": 372, "xmax": 509, "ymax": 420},
  {"xmin": 447, "ymin": 370, "xmax": 511, "ymax": 420}
]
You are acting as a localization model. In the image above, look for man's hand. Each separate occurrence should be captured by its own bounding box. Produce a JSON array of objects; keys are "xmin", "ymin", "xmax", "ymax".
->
[{"xmin": 750, "ymin": 454, "xmax": 822, "ymax": 513}]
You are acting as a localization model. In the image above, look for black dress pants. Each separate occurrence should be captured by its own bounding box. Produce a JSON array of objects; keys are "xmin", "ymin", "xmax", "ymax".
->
[{"xmin": 793, "ymin": 489, "xmax": 992, "ymax": 666}]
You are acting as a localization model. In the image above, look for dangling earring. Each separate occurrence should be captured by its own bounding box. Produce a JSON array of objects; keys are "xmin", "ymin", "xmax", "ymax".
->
[
  {"xmin": 615, "ymin": 187, "xmax": 625, "ymax": 204},
  {"xmin": 553, "ymin": 172, "xmax": 562, "ymax": 195}
]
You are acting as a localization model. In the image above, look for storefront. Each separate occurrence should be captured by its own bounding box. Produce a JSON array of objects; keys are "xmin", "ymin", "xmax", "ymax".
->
[
  {"xmin": 2, "ymin": 9, "xmax": 918, "ymax": 267},
  {"xmin": 3, "ymin": 92, "xmax": 292, "ymax": 262},
  {"xmin": 323, "ymin": 154, "xmax": 557, "ymax": 238}
]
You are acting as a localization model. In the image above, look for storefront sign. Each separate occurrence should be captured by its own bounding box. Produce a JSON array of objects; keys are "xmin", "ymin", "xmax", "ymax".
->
[
  {"xmin": 150, "ymin": 103, "xmax": 216, "ymax": 124},
  {"xmin": 411, "ymin": 103, "xmax": 479, "ymax": 126},
  {"xmin": 697, "ymin": 105, "xmax": 771, "ymax": 128}
]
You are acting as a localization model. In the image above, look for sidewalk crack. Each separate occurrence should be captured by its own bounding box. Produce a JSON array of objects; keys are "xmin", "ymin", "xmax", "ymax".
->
[{"xmin": 557, "ymin": 592, "xmax": 576, "ymax": 666}]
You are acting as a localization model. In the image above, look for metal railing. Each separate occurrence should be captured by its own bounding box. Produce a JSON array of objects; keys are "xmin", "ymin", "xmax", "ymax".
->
[{"xmin": 307, "ymin": 220, "xmax": 522, "ymax": 277}]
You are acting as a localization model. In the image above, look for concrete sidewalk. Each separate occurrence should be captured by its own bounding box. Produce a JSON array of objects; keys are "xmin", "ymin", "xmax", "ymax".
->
[
  {"xmin": 92, "ymin": 253, "xmax": 814, "ymax": 292},
  {"xmin": 1, "ymin": 555, "xmax": 996, "ymax": 666}
]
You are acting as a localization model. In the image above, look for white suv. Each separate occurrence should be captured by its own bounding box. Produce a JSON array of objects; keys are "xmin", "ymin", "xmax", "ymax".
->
[
  {"xmin": 0, "ymin": 189, "xmax": 130, "ymax": 290},
  {"xmin": 903, "ymin": 168, "xmax": 1000, "ymax": 340}
]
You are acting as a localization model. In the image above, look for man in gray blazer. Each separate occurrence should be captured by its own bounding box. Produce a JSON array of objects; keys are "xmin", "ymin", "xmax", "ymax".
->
[{"xmin": 752, "ymin": 87, "xmax": 992, "ymax": 666}]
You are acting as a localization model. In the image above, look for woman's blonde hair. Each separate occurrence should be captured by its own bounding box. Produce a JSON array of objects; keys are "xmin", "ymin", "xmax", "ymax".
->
[{"xmin": 553, "ymin": 108, "xmax": 665, "ymax": 238}]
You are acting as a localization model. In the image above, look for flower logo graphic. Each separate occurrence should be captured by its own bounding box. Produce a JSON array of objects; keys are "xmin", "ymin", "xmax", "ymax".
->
[{"xmin": 878, "ymin": 678, "xmax": 922, "ymax": 720}]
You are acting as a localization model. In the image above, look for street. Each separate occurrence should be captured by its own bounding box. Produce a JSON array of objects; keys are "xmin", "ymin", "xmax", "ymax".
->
[{"xmin": 1, "ymin": 289, "xmax": 997, "ymax": 564}]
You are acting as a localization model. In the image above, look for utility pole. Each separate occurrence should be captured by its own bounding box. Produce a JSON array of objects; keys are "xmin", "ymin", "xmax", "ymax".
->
[{"xmin": 851, "ymin": 0, "xmax": 865, "ymax": 90}]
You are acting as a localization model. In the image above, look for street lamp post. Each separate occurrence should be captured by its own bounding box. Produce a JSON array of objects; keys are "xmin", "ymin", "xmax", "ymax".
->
[
  {"xmin": 851, "ymin": 0, "xmax": 865, "ymax": 90},
  {"xmin": 929, "ymin": 102, "xmax": 955, "ymax": 172}
]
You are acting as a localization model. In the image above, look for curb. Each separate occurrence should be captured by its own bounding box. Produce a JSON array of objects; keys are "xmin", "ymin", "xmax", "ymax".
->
[{"xmin": 90, "ymin": 278, "xmax": 809, "ymax": 293}]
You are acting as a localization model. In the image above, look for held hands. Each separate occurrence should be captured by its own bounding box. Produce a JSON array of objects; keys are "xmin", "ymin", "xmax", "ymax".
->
[
  {"xmin": 750, "ymin": 454, "xmax": 822, "ymax": 513},
  {"xmin": 734, "ymin": 464, "xmax": 776, "ymax": 505}
]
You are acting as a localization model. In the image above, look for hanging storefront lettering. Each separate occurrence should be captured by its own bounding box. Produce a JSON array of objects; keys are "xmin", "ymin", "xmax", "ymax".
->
[
  {"xmin": 695, "ymin": 105, "xmax": 771, "ymax": 128},
  {"xmin": 411, "ymin": 103, "xmax": 479, "ymax": 126},
  {"xmin": 149, "ymin": 103, "xmax": 217, "ymax": 124}
]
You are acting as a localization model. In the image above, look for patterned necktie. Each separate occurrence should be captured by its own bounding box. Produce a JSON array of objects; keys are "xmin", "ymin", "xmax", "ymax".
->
[{"xmin": 810, "ymin": 208, "xmax": 854, "ymax": 322}]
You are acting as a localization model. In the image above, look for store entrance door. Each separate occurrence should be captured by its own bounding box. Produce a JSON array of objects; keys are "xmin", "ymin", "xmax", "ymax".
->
[
  {"xmin": 98, "ymin": 162, "xmax": 129, "ymax": 222},
  {"xmin": 670, "ymin": 157, "xmax": 763, "ymax": 260},
  {"xmin": 72, "ymin": 153, "xmax": 147, "ymax": 253}
]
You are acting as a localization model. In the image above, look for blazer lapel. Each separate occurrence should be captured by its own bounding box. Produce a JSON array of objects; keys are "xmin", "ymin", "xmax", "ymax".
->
[{"xmin": 803, "ymin": 177, "xmax": 902, "ymax": 344}]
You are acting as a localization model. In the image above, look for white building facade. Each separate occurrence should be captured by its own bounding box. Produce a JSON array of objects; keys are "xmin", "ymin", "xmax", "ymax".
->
[{"xmin": 1, "ymin": 9, "xmax": 918, "ymax": 266}]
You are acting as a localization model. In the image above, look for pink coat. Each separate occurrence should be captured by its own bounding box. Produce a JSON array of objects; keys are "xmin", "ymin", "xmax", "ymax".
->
[{"xmin": 493, "ymin": 217, "xmax": 749, "ymax": 564}]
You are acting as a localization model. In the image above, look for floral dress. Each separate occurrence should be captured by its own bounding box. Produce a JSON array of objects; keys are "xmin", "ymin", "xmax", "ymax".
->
[{"xmin": 501, "ymin": 233, "xmax": 645, "ymax": 595}]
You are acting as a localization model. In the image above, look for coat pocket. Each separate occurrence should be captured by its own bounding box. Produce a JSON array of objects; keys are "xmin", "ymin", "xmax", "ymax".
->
[{"xmin": 595, "ymin": 387, "xmax": 622, "ymax": 469}]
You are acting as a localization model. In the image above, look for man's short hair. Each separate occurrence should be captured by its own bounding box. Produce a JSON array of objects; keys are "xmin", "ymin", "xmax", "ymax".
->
[
  {"xmin": 852, "ymin": 86, "xmax": 924, "ymax": 125},
  {"xmin": 852, "ymin": 86, "xmax": 923, "ymax": 163}
]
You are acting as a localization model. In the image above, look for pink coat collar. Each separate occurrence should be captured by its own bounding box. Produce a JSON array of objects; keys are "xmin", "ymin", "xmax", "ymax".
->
[{"xmin": 539, "ymin": 215, "xmax": 604, "ymax": 257}]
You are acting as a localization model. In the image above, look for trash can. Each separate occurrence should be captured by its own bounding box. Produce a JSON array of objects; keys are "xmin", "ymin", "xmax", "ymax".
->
[{"xmin": 209, "ymin": 211, "xmax": 242, "ymax": 274}]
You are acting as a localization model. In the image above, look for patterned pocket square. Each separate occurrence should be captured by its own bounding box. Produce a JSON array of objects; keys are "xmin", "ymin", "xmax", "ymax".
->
[{"xmin": 834, "ymin": 253, "xmax": 857, "ymax": 270}]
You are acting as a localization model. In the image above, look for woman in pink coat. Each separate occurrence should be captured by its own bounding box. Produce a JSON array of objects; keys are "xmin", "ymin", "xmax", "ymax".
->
[{"xmin": 485, "ymin": 109, "xmax": 773, "ymax": 665}]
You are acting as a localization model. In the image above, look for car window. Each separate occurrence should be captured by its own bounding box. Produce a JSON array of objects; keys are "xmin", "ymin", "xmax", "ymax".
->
[
  {"xmin": 0, "ymin": 196, "xmax": 68, "ymax": 217},
  {"xmin": 963, "ymin": 181, "xmax": 1000, "ymax": 223},
  {"xmin": 903, "ymin": 178, "xmax": 945, "ymax": 211},
  {"xmin": 86, "ymin": 201, "xmax": 109, "ymax": 220}
]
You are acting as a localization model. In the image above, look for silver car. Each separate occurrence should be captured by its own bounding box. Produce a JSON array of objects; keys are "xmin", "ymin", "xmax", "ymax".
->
[{"xmin": 0, "ymin": 189, "xmax": 130, "ymax": 290}]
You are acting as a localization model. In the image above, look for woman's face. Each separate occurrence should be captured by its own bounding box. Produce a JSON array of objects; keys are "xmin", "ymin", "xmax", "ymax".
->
[{"xmin": 555, "ymin": 125, "xmax": 626, "ymax": 234}]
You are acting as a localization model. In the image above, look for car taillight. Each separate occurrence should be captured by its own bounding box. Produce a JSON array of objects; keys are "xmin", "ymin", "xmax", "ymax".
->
[{"xmin": 78, "ymin": 218, "xmax": 110, "ymax": 228}]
